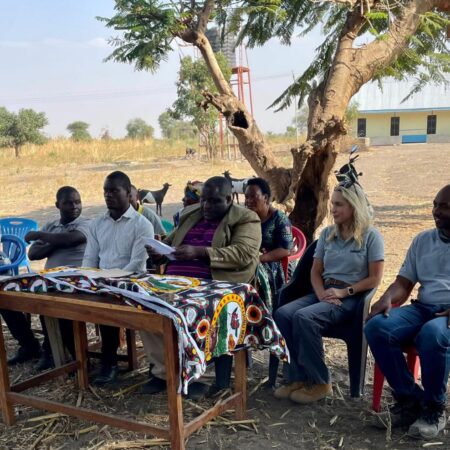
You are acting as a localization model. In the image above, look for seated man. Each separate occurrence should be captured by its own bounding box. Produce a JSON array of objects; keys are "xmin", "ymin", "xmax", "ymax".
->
[
  {"xmin": 25, "ymin": 186, "xmax": 91, "ymax": 370},
  {"xmin": 130, "ymin": 184, "xmax": 165, "ymax": 236},
  {"xmin": 365, "ymin": 184, "xmax": 450, "ymax": 440},
  {"xmin": 141, "ymin": 176, "xmax": 261, "ymax": 394},
  {"xmin": 82, "ymin": 171, "xmax": 154, "ymax": 385}
]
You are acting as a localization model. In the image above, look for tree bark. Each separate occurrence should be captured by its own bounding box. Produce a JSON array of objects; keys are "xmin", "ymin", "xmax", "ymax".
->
[{"xmin": 14, "ymin": 145, "xmax": 20, "ymax": 158}]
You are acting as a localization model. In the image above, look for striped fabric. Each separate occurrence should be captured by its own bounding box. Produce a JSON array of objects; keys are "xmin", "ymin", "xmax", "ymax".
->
[{"xmin": 165, "ymin": 218, "xmax": 220, "ymax": 279}]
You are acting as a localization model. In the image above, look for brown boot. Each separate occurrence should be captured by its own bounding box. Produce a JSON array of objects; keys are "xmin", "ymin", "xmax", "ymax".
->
[
  {"xmin": 274, "ymin": 381, "xmax": 305, "ymax": 399},
  {"xmin": 289, "ymin": 383, "xmax": 332, "ymax": 404}
]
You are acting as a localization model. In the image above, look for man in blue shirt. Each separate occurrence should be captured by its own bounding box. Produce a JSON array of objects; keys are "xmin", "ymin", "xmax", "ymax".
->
[{"xmin": 365, "ymin": 184, "xmax": 450, "ymax": 440}]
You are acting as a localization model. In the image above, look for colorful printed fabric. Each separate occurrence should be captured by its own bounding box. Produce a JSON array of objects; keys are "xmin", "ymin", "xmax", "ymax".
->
[{"xmin": 0, "ymin": 269, "xmax": 289, "ymax": 393}]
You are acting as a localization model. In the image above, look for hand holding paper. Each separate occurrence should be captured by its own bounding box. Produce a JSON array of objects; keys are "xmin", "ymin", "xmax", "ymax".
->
[{"xmin": 145, "ymin": 238, "xmax": 176, "ymax": 260}]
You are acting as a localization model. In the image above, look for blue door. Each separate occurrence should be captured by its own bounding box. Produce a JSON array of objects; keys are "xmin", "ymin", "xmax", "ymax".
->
[{"xmin": 402, "ymin": 135, "xmax": 427, "ymax": 144}]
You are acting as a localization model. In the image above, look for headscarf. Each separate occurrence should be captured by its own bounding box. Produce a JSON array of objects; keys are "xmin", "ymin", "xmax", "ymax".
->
[{"xmin": 185, "ymin": 180, "xmax": 203, "ymax": 203}]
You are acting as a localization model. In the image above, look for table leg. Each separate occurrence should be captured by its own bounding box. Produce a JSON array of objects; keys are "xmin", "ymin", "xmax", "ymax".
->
[
  {"xmin": 126, "ymin": 329, "xmax": 138, "ymax": 370},
  {"xmin": 0, "ymin": 324, "xmax": 16, "ymax": 425},
  {"xmin": 73, "ymin": 321, "xmax": 88, "ymax": 390},
  {"xmin": 162, "ymin": 319, "xmax": 185, "ymax": 450},
  {"xmin": 44, "ymin": 316, "xmax": 68, "ymax": 367},
  {"xmin": 234, "ymin": 349, "xmax": 247, "ymax": 420}
]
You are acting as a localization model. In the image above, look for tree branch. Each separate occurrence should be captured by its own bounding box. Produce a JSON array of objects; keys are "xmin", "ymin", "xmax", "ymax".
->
[{"xmin": 197, "ymin": 0, "xmax": 215, "ymax": 33}]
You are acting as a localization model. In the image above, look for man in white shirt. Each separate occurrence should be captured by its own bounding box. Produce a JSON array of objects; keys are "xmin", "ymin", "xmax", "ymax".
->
[{"xmin": 83, "ymin": 171, "xmax": 154, "ymax": 385}]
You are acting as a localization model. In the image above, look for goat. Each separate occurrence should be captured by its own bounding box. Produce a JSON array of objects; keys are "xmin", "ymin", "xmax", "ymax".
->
[
  {"xmin": 222, "ymin": 170, "xmax": 253, "ymax": 204},
  {"xmin": 138, "ymin": 182, "xmax": 171, "ymax": 216},
  {"xmin": 185, "ymin": 147, "xmax": 196, "ymax": 159}
]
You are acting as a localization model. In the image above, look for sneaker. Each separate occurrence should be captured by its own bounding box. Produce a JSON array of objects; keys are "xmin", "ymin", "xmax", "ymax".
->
[
  {"xmin": 7, "ymin": 345, "xmax": 41, "ymax": 365},
  {"xmin": 35, "ymin": 352, "xmax": 54, "ymax": 371},
  {"xmin": 372, "ymin": 397, "xmax": 421, "ymax": 430},
  {"xmin": 141, "ymin": 376, "xmax": 166, "ymax": 395},
  {"xmin": 93, "ymin": 364, "xmax": 118, "ymax": 386},
  {"xmin": 274, "ymin": 382, "xmax": 305, "ymax": 399},
  {"xmin": 289, "ymin": 383, "xmax": 332, "ymax": 404},
  {"xmin": 408, "ymin": 403, "xmax": 446, "ymax": 440}
]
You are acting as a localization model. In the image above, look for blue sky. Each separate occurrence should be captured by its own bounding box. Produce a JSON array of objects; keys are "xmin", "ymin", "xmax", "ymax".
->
[{"xmin": 0, "ymin": 1, "xmax": 323, "ymax": 138}]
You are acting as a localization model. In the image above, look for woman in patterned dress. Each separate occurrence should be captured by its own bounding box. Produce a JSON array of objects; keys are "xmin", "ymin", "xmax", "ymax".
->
[{"xmin": 244, "ymin": 178, "xmax": 293, "ymax": 308}]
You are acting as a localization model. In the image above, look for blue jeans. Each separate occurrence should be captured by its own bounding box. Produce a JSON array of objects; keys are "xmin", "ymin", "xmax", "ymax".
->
[
  {"xmin": 365, "ymin": 302, "xmax": 450, "ymax": 404},
  {"xmin": 274, "ymin": 291, "xmax": 361, "ymax": 385}
]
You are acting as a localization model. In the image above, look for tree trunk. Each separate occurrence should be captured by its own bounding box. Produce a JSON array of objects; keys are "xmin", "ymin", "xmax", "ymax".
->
[{"xmin": 14, "ymin": 145, "xmax": 20, "ymax": 158}]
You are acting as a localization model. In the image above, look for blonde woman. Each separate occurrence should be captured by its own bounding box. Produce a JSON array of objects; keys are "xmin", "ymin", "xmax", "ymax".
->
[{"xmin": 274, "ymin": 183, "xmax": 384, "ymax": 404}]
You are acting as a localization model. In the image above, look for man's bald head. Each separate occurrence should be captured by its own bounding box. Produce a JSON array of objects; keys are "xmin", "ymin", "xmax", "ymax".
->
[
  {"xmin": 203, "ymin": 176, "xmax": 232, "ymax": 197},
  {"xmin": 433, "ymin": 184, "xmax": 450, "ymax": 235}
]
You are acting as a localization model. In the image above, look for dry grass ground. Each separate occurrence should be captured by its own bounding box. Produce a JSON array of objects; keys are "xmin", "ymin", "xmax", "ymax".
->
[{"xmin": 0, "ymin": 141, "xmax": 449, "ymax": 449}]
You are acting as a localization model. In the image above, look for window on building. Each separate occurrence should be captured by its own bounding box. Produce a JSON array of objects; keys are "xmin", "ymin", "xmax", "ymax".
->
[
  {"xmin": 390, "ymin": 117, "xmax": 400, "ymax": 136},
  {"xmin": 357, "ymin": 118, "xmax": 366, "ymax": 137},
  {"xmin": 427, "ymin": 115, "xmax": 437, "ymax": 134}
]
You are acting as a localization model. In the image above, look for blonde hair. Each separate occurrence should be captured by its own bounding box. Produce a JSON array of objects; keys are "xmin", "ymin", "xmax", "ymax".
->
[{"xmin": 327, "ymin": 184, "xmax": 373, "ymax": 247}]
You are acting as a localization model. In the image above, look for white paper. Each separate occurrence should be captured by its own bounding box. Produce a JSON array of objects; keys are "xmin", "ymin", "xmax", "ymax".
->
[{"xmin": 145, "ymin": 238, "xmax": 176, "ymax": 260}]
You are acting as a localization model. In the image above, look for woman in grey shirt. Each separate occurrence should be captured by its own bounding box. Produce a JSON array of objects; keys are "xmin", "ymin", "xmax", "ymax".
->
[{"xmin": 274, "ymin": 183, "xmax": 384, "ymax": 404}]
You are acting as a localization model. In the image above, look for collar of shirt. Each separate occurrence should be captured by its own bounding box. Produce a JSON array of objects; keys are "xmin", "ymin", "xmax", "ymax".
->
[
  {"xmin": 438, "ymin": 228, "xmax": 450, "ymax": 243},
  {"xmin": 104, "ymin": 205, "xmax": 136, "ymax": 222}
]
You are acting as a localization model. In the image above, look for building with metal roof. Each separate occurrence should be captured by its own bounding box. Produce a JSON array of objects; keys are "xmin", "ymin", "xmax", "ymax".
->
[{"xmin": 351, "ymin": 80, "xmax": 450, "ymax": 145}]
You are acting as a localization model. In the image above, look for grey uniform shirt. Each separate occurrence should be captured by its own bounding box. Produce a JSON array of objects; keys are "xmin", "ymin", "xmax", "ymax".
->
[
  {"xmin": 139, "ymin": 205, "xmax": 165, "ymax": 235},
  {"xmin": 82, "ymin": 205, "xmax": 154, "ymax": 272},
  {"xmin": 40, "ymin": 216, "xmax": 91, "ymax": 270},
  {"xmin": 314, "ymin": 225, "xmax": 385, "ymax": 285},
  {"xmin": 399, "ymin": 228, "xmax": 450, "ymax": 305}
]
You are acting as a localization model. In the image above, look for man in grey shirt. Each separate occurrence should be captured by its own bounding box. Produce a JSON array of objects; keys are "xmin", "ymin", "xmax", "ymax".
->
[
  {"xmin": 83, "ymin": 171, "xmax": 154, "ymax": 385},
  {"xmin": 366, "ymin": 184, "xmax": 450, "ymax": 440},
  {"xmin": 130, "ymin": 185, "xmax": 165, "ymax": 236},
  {"xmin": 0, "ymin": 186, "xmax": 90, "ymax": 369}
]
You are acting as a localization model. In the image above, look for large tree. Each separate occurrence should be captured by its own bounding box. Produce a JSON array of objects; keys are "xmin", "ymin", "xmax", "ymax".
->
[
  {"xmin": 158, "ymin": 111, "xmax": 197, "ymax": 140},
  {"xmin": 101, "ymin": 0, "xmax": 450, "ymax": 240},
  {"xmin": 0, "ymin": 107, "xmax": 48, "ymax": 158},
  {"xmin": 170, "ymin": 53, "xmax": 231, "ymax": 158}
]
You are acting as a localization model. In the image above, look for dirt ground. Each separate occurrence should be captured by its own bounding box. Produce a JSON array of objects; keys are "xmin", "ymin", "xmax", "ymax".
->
[{"xmin": 0, "ymin": 143, "xmax": 449, "ymax": 449}]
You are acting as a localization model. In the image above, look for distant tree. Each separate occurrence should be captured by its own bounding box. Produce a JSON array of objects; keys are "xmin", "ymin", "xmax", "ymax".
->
[
  {"xmin": 170, "ymin": 54, "xmax": 231, "ymax": 158},
  {"xmin": 67, "ymin": 121, "xmax": 92, "ymax": 142},
  {"xmin": 158, "ymin": 111, "xmax": 196, "ymax": 140},
  {"xmin": 344, "ymin": 101, "xmax": 360, "ymax": 132},
  {"xmin": 126, "ymin": 118, "xmax": 154, "ymax": 140},
  {"xmin": 0, "ymin": 107, "xmax": 48, "ymax": 158}
]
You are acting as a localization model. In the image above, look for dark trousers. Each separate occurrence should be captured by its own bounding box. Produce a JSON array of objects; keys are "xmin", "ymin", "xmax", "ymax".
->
[
  {"xmin": 365, "ymin": 302, "xmax": 450, "ymax": 404},
  {"xmin": 40, "ymin": 316, "xmax": 76, "ymax": 359},
  {"xmin": 99, "ymin": 325, "xmax": 120, "ymax": 366},
  {"xmin": 0, "ymin": 309, "xmax": 39, "ymax": 350},
  {"xmin": 274, "ymin": 292, "xmax": 360, "ymax": 385}
]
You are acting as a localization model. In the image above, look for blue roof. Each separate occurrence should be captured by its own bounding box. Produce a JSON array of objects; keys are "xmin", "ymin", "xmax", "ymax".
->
[{"xmin": 354, "ymin": 79, "xmax": 450, "ymax": 112}]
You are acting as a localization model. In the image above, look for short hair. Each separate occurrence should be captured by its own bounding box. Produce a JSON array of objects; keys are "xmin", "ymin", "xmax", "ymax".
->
[
  {"xmin": 204, "ymin": 176, "xmax": 232, "ymax": 196},
  {"xmin": 246, "ymin": 177, "xmax": 271, "ymax": 198},
  {"xmin": 56, "ymin": 186, "xmax": 79, "ymax": 202},
  {"xmin": 106, "ymin": 171, "xmax": 131, "ymax": 192}
]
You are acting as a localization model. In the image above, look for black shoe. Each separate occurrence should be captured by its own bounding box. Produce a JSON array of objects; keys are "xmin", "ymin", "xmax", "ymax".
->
[
  {"xmin": 141, "ymin": 376, "xmax": 166, "ymax": 395},
  {"xmin": 186, "ymin": 382, "xmax": 210, "ymax": 401},
  {"xmin": 93, "ymin": 365, "xmax": 118, "ymax": 386},
  {"xmin": 7, "ymin": 345, "xmax": 40, "ymax": 366},
  {"xmin": 35, "ymin": 352, "xmax": 54, "ymax": 371},
  {"xmin": 373, "ymin": 396, "xmax": 421, "ymax": 429}
]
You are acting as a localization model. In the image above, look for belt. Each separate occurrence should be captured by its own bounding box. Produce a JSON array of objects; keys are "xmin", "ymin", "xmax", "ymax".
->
[{"xmin": 324, "ymin": 278, "xmax": 350, "ymax": 288}]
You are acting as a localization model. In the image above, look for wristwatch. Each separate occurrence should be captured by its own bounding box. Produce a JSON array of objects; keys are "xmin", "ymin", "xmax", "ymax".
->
[{"xmin": 347, "ymin": 286, "xmax": 355, "ymax": 296}]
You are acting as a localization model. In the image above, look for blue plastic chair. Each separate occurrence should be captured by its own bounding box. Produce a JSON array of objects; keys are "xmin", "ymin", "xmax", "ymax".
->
[
  {"xmin": 161, "ymin": 218, "xmax": 174, "ymax": 234},
  {"xmin": 0, "ymin": 217, "xmax": 38, "ymax": 272},
  {"xmin": 0, "ymin": 234, "xmax": 26, "ymax": 276}
]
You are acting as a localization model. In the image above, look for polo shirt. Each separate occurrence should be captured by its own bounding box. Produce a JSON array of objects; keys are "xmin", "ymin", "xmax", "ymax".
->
[
  {"xmin": 82, "ymin": 205, "xmax": 154, "ymax": 272},
  {"xmin": 399, "ymin": 228, "xmax": 450, "ymax": 305},
  {"xmin": 41, "ymin": 216, "xmax": 91, "ymax": 269},
  {"xmin": 314, "ymin": 225, "xmax": 385, "ymax": 285}
]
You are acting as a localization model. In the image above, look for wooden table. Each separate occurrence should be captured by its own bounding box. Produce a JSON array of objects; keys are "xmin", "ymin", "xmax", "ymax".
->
[{"xmin": 0, "ymin": 291, "xmax": 247, "ymax": 449}]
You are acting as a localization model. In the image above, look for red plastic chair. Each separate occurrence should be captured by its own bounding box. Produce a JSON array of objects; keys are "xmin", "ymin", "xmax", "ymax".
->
[
  {"xmin": 281, "ymin": 226, "xmax": 307, "ymax": 282},
  {"xmin": 371, "ymin": 304, "xmax": 420, "ymax": 411}
]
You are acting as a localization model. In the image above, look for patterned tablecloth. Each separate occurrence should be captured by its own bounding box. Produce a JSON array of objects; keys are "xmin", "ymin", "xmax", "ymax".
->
[{"xmin": 0, "ymin": 269, "xmax": 289, "ymax": 393}]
